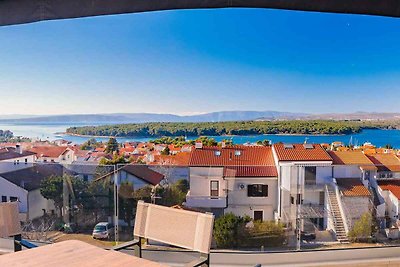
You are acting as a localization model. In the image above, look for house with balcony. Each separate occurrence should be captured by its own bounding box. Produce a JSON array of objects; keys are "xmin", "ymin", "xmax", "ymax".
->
[
  {"xmin": 367, "ymin": 154, "xmax": 400, "ymax": 179},
  {"xmin": 369, "ymin": 154, "xmax": 400, "ymax": 228},
  {"xmin": 328, "ymin": 151, "xmax": 378, "ymax": 183},
  {"xmin": 328, "ymin": 150, "xmax": 381, "ymax": 226},
  {"xmin": 186, "ymin": 145, "xmax": 278, "ymax": 220},
  {"xmin": 272, "ymin": 143, "xmax": 333, "ymax": 231}
]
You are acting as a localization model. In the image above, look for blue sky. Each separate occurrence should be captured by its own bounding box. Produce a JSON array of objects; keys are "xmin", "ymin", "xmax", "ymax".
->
[{"xmin": 0, "ymin": 8, "xmax": 400, "ymax": 115}]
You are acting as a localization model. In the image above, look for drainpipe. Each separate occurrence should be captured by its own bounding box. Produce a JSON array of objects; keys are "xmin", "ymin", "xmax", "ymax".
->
[{"xmin": 223, "ymin": 177, "xmax": 228, "ymax": 212}]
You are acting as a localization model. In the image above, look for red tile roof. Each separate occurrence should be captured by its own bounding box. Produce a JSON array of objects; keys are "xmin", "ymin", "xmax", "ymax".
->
[
  {"xmin": 328, "ymin": 151, "xmax": 377, "ymax": 170},
  {"xmin": 189, "ymin": 146, "xmax": 277, "ymax": 177},
  {"xmin": 148, "ymin": 152, "xmax": 191, "ymax": 166},
  {"xmin": 28, "ymin": 146, "xmax": 68, "ymax": 158},
  {"xmin": 378, "ymin": 180, "xmax": 400, "ymax": 200},
  {"xmin": 273, "ymin": 143, "xmax": 332, "ymax": 162},
  {"xmin": 224, "ymin": 166, "xmax": 277, "ymax": 177},
  {"xmin": 367, "ymin": 154, "xmax": 400, "ymax": 172},
  {"xmin": 336, "ymin": 178, "xmax": 371, "ymax": 197},
  {"xmin": 122, "ymin": 165, "xmax": 164, "ymax": 186}
]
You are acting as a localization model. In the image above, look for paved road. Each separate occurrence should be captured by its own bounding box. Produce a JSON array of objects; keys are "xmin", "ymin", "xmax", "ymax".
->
[{"xmin": 3, "ymin": 238, "xmax": 400, "ymax": 266}]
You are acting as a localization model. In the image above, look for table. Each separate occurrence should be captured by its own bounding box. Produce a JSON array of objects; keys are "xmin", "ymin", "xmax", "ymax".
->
[{"xmin": 0, "ymin": 240, "xmax": 167, "ymax": 267}]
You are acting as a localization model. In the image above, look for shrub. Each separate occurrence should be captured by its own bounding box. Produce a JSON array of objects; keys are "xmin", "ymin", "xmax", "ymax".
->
[
  {"xmin": 348, "ymin": 212, "xmax": 373, "ymax": 242},
  {"xmin": 213, "ymin": 213, "xmax": 251, "ymax": 248},
  {"xmin": 243, "ymin": 220, "xmax": 286, "ymax": 247}
]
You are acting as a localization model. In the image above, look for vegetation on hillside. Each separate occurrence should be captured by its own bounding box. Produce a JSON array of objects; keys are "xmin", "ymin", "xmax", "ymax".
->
[
  {"xmin": 66, "ymin": 120, "xmax": 400, "ymax": 138},
  {"xmin": 0, "ymin": 129, "xmax": 30, "ymax": 142}
]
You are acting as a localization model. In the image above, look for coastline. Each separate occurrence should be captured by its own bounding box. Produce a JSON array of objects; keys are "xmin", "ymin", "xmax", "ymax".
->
[{"xmin": 63, "ymin": 132, "xmax": 350, "ymax": 139}]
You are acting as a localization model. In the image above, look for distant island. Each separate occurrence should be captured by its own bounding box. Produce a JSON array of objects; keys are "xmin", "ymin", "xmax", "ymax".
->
[
  {"xmin": 65, "ymin": 120, "xmax": 400, "ymax": 138},
  {"xmin": 3, "ymin": 111, "xmax": 400, "ymax": 124}
]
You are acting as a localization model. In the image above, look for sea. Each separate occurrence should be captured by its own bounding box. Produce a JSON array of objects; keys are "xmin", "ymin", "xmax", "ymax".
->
[{"xmin": 0, "ymin": 122, "xmax": 399, "ymax": 148}]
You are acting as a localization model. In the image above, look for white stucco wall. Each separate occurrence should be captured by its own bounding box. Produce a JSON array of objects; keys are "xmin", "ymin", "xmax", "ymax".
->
[
  {"xmin": 316, "ymin": 166, "xmax": 333, "ymax": 184},
  {"xmin": 0, "ymin": 177, "xmax": 28, "ymax": 213},
  {"xmin": 226, "ymin": 177, "xmax": 278, "ymax": 207},
  {"xmin": 342, "ymin": 196, "xmax": 372, "ymax": 225},
  {"xmin": 27, "ymin": 189, "xmax": 56, "ymax": 220},
  {"xmin": 0, "ymin": 155, "xmax": 35, "ymax": 174},
  {"xmin": 333, "ymin": 165, "xmax": 362, "ymax": 179},
  {"xmin": 189, "ymin": 167, "xmax": 226, "ymax": 197}
]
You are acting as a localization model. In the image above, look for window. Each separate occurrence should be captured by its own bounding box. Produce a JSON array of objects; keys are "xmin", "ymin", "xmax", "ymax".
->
[
  {"xmin": 234, "ymin": 150, "xmax": 241, "ymax": 156},
  {"xmin": 304, "ymin": 166, "xmax": 316, "ymax": 185},
  {"xmin": 214, "ymin": 151, "xmax": 221, "ymax": 156},
  {"xmin": 291, "ymin": 196, "xmax": 295, "ymax": 204},
  {"xmin": 319, "ymin": 192, "xmax": 325, "ymax": 205},
  {"xmin": 297, "ymin": 193, "xmax": 303, "ymax": 204},
  {"xmin": 24, "ymin": 158, "xmax": 28, "ymax": 164},
  {"xmin": 364, "ymin": 170, "xmax": 370, "ymax": 180},
  {"xmin": 10, "ymin": 196, "xmax": 18, "ymax": 202},
  {"xmin": 1, "ymin": 196, "xmax": 7, "ymax": 202},
  {"xmin": 210, "ymin": 181, "xmax": 219, "ymax": 197},
  {"xmin": 83, "ymin": 175, "xmax": 89, "ymax": 182},
  {"xmin": 254, "ymin": 210, "xmax": 263, "ymax": 222},
  {"xmin": 388, "ymin": 173, "xmax": 393, "ymax": 178},
  {"xmin": 247, "ymin": 184, "xmax": 268, "ymax": 197}
]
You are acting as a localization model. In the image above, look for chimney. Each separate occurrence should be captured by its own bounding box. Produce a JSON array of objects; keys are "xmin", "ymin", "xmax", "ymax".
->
[
  {"xmin": 221, "ymin": 141, "xmax": 226, "ymax": 148},
  {"xmin": 195, "ymin": 141, "xmax": 203, "ymax": 149},
  {"xmin": 16, "ymin": 144, "xmax": 22, "ymax": 154}
]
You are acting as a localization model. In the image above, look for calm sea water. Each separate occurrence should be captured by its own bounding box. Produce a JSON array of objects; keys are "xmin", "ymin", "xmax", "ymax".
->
[{"xmin": 0, "ymin": 123, "xmax": 399, "ymax": 148}]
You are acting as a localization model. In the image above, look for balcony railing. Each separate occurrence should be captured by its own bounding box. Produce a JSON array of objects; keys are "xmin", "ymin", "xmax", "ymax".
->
[
  {"xmin": 304, "ymin": 182, "xmax": 325, "ymax": 191},
  {"xmin": 185, "ymin": 191, "xmax": 227, "ymax": 208}
]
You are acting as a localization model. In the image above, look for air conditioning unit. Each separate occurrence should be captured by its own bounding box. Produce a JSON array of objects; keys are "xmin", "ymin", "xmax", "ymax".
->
[{"xmin": 238, "ymin": 183, "xmax": 246, "ymax": 190}]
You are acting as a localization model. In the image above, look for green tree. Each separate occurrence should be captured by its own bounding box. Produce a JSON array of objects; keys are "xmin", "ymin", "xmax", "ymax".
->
[
  {"xmin": 105, "ymin": 137, "xmax": 119, "ymax": 153},
  {"xmin": 213, "ymin": 213, "xmax": 251, "ymax": 248},
  {"xmin": 80, "ymin": 138, "xmax": 101, "ymax": 150},
  {"xmin": 155, "ymin": 179, "xmax": 189, "ymax": 206},
  {"xmin": 348, "ymin": 212, "xmax": 373, "ymax": 242},
  {"xmin": 40, "ymin": 175, "xmax": 64, "ymax": 213},
  {"xmin": 161, "ymin": 146, "xmax": 170, "ymax": 155},
  {"xmin": 99, "ymin": 155, "xmax": 128, "ymax": 166}
]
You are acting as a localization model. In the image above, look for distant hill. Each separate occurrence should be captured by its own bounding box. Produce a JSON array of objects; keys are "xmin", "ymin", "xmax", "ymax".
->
[
  {"xmin": 0, "ymin": 111, "xmax": 308, "ymax": 124},
  {"xmin": 2, "ymin": 111, "xmax": 400, "ymax": 124},
  {"xmin": 304, "ymin": 112, "xmax": 400, "ymax": 121}
]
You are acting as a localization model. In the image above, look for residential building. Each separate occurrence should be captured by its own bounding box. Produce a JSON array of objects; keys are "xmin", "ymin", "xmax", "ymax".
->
[
  {"xmin": 272, "ymin": 143, "xmax": 333, "ymax": 230},
  {"xmin": 0, "ymin": 164, "xmax": 62, "ymax": 221},
  {"xmin": 186, "ymin": 145, "xmax": 278, "ymax": 220},
  {"xmin": 148, "ymin": 152, "xmax": 191, "ymax": 183},
  {"xmin": 367, "ymin": 154, "xmax": 400, "ymax": 179},
  {"xmin": 0, "ymin": 145, "xmax": 36, "ymax": 173},
  {"xmin": 29, "ymin": 146, "xmax": 76, "ymax": 164}
]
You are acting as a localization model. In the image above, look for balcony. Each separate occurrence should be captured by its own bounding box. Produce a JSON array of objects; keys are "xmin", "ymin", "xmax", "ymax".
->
[
  {"xmin": 185, "ymin": 191, "xmax": 227, "ymax": 208},
  {"xmin": 304, "ymin": 182, "xmax": 326, "ymax": 191}
]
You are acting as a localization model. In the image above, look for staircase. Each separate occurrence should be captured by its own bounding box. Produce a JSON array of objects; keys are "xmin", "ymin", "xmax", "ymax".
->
[{"xmin": 326, "ymin": 186, "xmax": 349, "ymax": 243}]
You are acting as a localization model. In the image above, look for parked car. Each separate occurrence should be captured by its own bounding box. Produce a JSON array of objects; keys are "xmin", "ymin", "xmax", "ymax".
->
[{"xmin": 92, "ymin": 222, "xmax": 113, "ymax": 240}]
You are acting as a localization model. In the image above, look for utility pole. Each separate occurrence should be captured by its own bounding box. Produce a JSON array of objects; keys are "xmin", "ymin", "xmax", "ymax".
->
[
  {"xmin": 113, "ymin": 164, "xmax": 119, "ymax": 245},
  {"xmin": 296, "ymin": 165, "xmax": 302, "ymax": 251}
]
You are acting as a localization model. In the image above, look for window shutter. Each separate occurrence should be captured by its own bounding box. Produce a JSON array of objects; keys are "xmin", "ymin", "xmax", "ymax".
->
[
  {"xmin": 247, "ymin": 185, "xmax": 253, "ymax": 197},
  {"xmin": 262, "ymin": 185, "xmax": 268, "ymax": 197}
]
